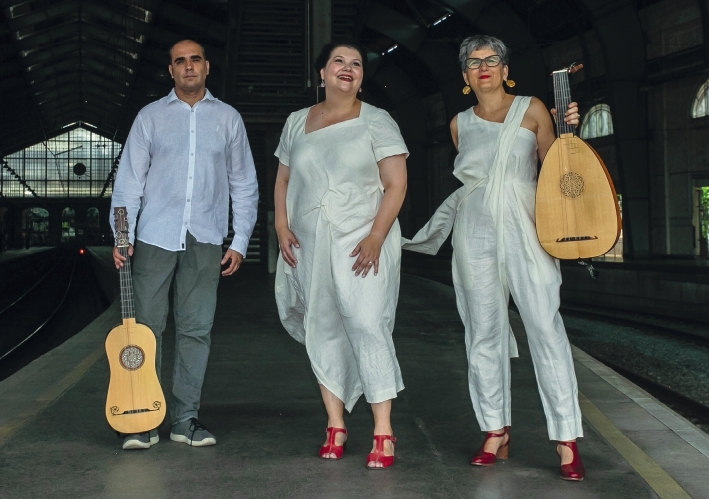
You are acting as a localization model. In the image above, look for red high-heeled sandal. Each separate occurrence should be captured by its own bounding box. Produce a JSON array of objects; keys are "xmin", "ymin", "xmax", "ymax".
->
[
  {"xmin": 319, "ymin": 427, "xmax": 347, "ymax": 460},
  {"xmin": 557, "ymin": 441, "xmax": 585, "ymax": 481},
  {"xmin": 470, "ymin": 427, "xmax": 509, "ymax": 466},
  {"xmin": 366, "ymin": 435, "xmax": 396, "ymax": 469}
]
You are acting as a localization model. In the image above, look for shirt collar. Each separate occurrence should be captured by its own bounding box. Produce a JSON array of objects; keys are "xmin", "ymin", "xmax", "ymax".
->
[{"xmin": 166, "ymin": 88, "xmax": 216, "ymax": 104}]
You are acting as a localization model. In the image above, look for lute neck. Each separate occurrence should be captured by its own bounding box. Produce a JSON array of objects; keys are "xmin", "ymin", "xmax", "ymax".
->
[
  {"xmin": 553, "ymin": 69, "xmax": 574, "ymax": 137},
  {"xmin": 117, "ymin": 245, "xmax": 135, "ymax": 320}
]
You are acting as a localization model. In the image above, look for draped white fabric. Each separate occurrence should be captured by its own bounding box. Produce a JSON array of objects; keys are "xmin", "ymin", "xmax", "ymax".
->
[
  {"xmin": 403, "ymin": 97, "xmax": 583, "ymax": 440},
  {"xmin": 274, "ymin": 103, "xmax": 408, "ymax": 411}
]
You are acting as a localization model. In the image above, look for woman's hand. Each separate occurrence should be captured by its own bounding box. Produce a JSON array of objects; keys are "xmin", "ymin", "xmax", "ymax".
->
[
  {"xmin": 350, "ymin": 234, "xmax": 384, "ymax": 277},
  {"xmin": 551, "ymin": 101, "xmax": 581, "ymax": 127},
  {"xmin": 277, "ymin": 227, "xmax": 300, "ymax": 267},
  {"xmin": 348, "ymin": 153, "xmax": 406, "ymax": 278}
]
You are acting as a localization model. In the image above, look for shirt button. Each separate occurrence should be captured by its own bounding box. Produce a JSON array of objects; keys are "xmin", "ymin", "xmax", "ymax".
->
[
  {"xmin": 191, "ymin": 130, "xmax": 194, "ymax": 133},
  {"xmin": 189, "ymin": 176, "xmax": 192, "ymax": 179},
  {"xmin": 191, "ymin": 153, "xmax": 194, "ymax": 156},
  {"xmin": 187, "ymin": 199, "xmax": 191, "ymax": 202}
]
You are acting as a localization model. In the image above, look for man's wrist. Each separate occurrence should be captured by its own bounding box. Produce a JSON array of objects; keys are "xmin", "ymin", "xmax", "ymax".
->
[{"xmin": 228, "ymin": 244, "xmax": 247, "ymax": 258}]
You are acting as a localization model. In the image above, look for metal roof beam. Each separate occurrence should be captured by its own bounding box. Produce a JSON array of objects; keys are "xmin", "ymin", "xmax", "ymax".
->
[
  {"xmin": 158, "ymin": 2, "xmax": 226, "ymax": 42},
  {"xmin": 3, "ymin": 0, "xmax": 79, "ymax": 32}
]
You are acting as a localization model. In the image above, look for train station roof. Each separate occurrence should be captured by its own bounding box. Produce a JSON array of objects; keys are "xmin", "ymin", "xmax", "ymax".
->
[{"xmin": 1, "ymin": 0, "xmax": 601, "ymax": 158}]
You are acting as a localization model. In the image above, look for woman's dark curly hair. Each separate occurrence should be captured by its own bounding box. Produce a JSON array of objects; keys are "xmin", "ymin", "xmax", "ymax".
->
[{"xmin": 315, "ymin": 41, "xmax": 369, "ymax": 79}]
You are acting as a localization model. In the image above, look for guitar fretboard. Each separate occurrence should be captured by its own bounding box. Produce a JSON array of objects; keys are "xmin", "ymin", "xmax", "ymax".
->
[
  {"xmin": 117, "ymin": 244, "xmax": 135, "ymax": 320},
  {"xmin": 552, "ymin": 69, "xmax": 574, "ymax": 137},
  {"xmin": 113, "ymin": 206, "xmax": 135, "ymax": 321}
]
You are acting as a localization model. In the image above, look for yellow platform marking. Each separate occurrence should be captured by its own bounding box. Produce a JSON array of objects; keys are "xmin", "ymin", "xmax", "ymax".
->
[
  {"xmin": 0, "ymin": 347, "xmax": 105, "ymax": 446},
  {"xmin": 579, "ymin": 391, "xmax": 691, "ymax": 499}
]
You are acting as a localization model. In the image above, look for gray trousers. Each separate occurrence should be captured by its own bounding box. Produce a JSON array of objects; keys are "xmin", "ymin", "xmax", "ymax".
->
[{"xmin": 132, "ymin": 232, "xmax": 222, "ymax": 425}]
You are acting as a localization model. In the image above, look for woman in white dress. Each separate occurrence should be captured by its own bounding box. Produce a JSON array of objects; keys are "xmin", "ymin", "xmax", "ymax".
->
[
  {"xmin": 403, "ymin": 35, "xmax": 585, "ymax": 480},
  {"xmin": 274, "ymin": 41, "xmax": 408, "ymax": 469}
]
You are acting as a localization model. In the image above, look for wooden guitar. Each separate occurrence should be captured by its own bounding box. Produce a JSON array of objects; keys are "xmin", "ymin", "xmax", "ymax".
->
[
  {"xmin": 105, "ymin": 207, "xmax": 166, "ymax": 434},
  {"xmin": 535, "ymin": 64, "xmax": 621, "ymax": 260}
]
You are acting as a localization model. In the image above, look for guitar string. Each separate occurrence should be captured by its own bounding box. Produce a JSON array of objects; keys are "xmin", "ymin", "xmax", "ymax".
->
[
  {"xmin": 125, "ymin": 248, "xmax": 138, "ymax": 416},
  {"xmin": 117, "ymin": 219, "xmax": 138, "ymax": 420},
  {"xmin": 119, "ymin": 239, "xmax": 137, "ymax": 418}
]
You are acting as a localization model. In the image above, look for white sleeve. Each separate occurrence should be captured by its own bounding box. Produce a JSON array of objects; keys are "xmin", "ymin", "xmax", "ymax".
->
[
  {"xmin": 227, "ymin": 115, "xmax": 259, "ymax": 256},
  {"xmin": 109, "ymin": 114, "xmax": 151, "ymax": 245},
  {"xmin": 370, "ymin": 109, "xmax": 409, "ymax": 162},
  {"xmin": 274, "ymin": 113, "xmax": 294, "ymax": 166}
]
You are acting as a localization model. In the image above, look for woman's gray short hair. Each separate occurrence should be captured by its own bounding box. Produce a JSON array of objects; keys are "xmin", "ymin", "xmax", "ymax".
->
[{"xmin": 458, "ymin": 35, "xmax": 509, "ymax": 71}]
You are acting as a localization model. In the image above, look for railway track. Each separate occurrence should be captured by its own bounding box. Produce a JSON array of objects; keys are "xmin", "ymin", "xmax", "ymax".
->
[
  {"xmin": 0, "ymin": 248, "xmax": 109, "ymax": 381},
  {"xmin": 0, "ymin": 251, "xmax": 77, "ymax": 361},
  {"xmin": 560, "ymin": 304, "xmax": 709, "ymax": 433}
]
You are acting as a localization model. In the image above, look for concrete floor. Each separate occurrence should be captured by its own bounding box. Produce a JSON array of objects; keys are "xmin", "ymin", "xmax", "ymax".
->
[{"xmin": 1, "ymin": 248, "xmax": 708, "ymax": 498}]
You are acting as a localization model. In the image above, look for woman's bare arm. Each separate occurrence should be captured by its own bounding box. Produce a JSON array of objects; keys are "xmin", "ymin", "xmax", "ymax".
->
[
  {"xmin": 450, "ymin": 115, "xmax": 459, "ymax": 152},
  {"xmin": 536, "ymin": 99, "xmax": 581, "ymax": 161},
  {"xmin": 274, "ymin": 162, "xmax": 299, "ymax": 267},
  {"xmin": 350, "ymin": 153, "xmax": 408, "ymax": 277}
]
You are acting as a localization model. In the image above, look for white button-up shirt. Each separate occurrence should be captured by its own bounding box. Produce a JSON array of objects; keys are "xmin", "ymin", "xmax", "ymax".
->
[{"xmin": 110, "ymin": 89, "xmax": 258, "ymax": 255}]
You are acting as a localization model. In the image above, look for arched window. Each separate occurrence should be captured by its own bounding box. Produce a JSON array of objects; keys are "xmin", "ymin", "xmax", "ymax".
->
[
  {"xmin": 580, "ymin": 104, "xmax": 614, "ymax": 139},
  {"xmin": 61, "ymin": 207, "xmax": 75, "ymax": 242},
  {"xmin": 86, "ymin": 207, "xmax": 100, "ymax": 228},
  {"xmin": 85, "ymin": 206, "xmax": 100, "ymax": 244},
  {"xmin": 27, "ymin": 207, "xmax": 50, "ymax": 246},
  {"xmin": 2, "ymin": 125, "xmax": 121, "ymax": 198},
  {"xmin": 692, "ymin": 80, "xmax": 709, "ymax": 118}
]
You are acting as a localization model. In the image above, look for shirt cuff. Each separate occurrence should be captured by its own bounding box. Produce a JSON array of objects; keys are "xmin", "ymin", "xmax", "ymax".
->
[{"xmin": 229, "ymin": 235, "xmax": 250, "ymax": 257}]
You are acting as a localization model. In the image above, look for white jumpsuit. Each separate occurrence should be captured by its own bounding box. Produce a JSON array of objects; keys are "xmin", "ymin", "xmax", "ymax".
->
[
  {"xmin": 403, "ymin": 96, "xmax": 583, "ymax": 441},
  {"xmin": 274, "ymin": 102, "xmax": 409, "ymax": 411}
]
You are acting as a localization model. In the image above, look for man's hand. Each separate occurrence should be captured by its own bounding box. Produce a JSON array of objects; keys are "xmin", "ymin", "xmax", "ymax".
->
[
  {"xmin": 113, "ymin": 244, "xmax": 133, "ymax": 270},
  {"xmin": 221, "ymin": 249, "xmax": 243, "ymax": 276}
]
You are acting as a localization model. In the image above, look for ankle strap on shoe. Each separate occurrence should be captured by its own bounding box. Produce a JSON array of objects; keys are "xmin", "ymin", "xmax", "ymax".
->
[
  {"xmin": 557, "ymin": 440, "xmax": 578, "ymax": 449},
  {"xmin": 485, "ymin": 427, "xmax": 508, "ymax": 438},
  {"xmin": 325, "ymin": 427, "xmax": 347, "ymax": 444},
  {"xmin": 373, "ymin": 434, "xmax": 396, "ymax": 445},
  {"xmin": 325, "ymin": 427, "xmax": 347, "ymax": 435}
]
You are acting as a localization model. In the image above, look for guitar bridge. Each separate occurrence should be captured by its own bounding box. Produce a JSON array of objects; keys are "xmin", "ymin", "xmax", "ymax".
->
[
  {"xmin": 110, "ymin": 401, "xmax": 162, "ymax": 416},
  {"xmin": 556, "ymin": 236, "xmax": 598, "ymax": 242}
]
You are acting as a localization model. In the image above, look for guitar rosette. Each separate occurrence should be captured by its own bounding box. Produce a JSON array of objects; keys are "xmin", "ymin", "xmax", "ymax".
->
[{"xmin": 119, "ymin": 345, "xmax": 145, "ymax": 371}]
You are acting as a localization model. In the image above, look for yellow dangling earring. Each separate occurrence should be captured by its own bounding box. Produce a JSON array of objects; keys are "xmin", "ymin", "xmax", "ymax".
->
[
  {"xmin": 462, "ymin": 85, "xmax": 471, "ymax": 95},
  {"xmin": 505, "ymin": 79, "xmax": 516, "ymax": 88}
]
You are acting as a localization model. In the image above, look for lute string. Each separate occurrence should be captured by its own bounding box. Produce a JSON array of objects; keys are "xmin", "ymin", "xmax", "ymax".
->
[{"xmin": 564, "ymin": 68, "xmax": 583, "ymax": 237}]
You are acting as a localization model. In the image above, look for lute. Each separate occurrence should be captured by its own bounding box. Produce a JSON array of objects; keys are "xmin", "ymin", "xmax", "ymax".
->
[
  {"xmin": 105, "ymin": 207, "xmax": 166, "ymax": 434},
  {"xmin": 535, "ymin": 64, "xmax": 621, "ymax": 259}
]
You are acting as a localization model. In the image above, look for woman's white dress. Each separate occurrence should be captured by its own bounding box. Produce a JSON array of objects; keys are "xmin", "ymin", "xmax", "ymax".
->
[
  {"xmin": 274, "ymin": 102, "xmax": 408, "ymax": 411},
  {"xmin": 403, "ymin": 96, "xmax": 583, "ymax": 441}
]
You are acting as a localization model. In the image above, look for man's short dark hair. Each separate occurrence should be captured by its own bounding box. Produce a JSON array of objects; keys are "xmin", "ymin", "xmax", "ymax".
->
[{"xmin": 168, "ymin": 40, "xmax": 207, "ymax": 65}]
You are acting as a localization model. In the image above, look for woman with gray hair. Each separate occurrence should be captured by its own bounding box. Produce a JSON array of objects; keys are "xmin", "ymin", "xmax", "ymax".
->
[{"xmin": 403, "ymin": 35, "xmax": 585, "ymax": 480}]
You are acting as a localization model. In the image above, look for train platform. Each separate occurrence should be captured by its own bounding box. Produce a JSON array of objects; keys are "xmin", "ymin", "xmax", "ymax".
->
[
  {"xmin": 0, "ymin": 246, "xmax": 54, "ymax": 264},
  {"xmin": 0, "ymin": 247, "xmax": 708, "ymax": 498}
]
